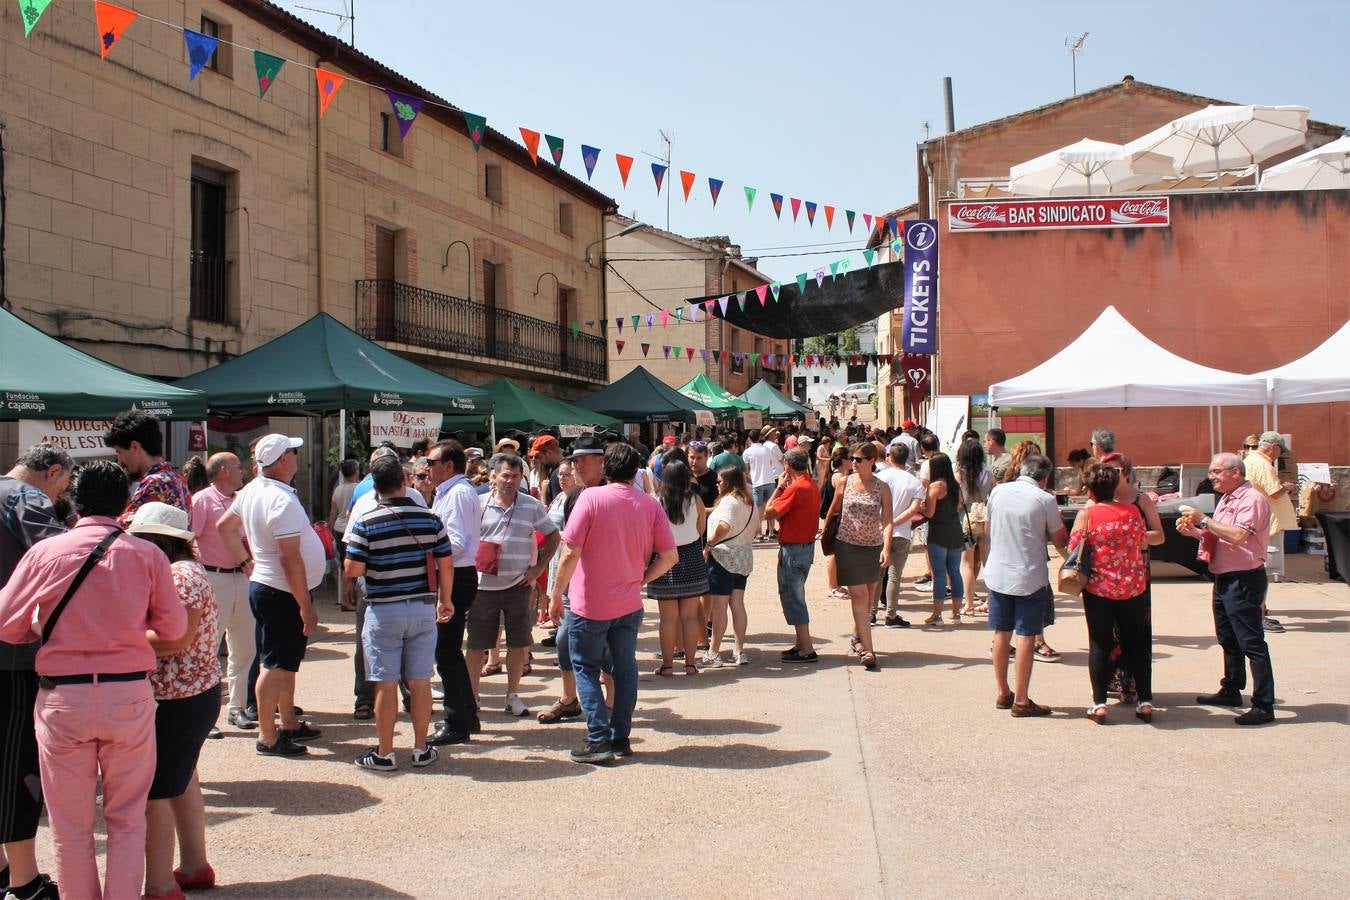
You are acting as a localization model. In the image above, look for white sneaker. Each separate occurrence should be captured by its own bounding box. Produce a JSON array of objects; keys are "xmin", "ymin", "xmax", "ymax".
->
[
  {"xmin": 701, "ymin": 652, "xmax": 724, "ymax": 668},
  {"xmin": 411, "ymin": 744, "xmax": 438, "ymax": 767},
  {"xmin": 736, "ymin": 651, "xmax": 749, "ymax": 666},
  {"xmin": 504, "ymin": 693, "xmax": 529, "ymax": 717},
  {"xmin": 431, "ymin": 685, "xmax": 445, "ymax": 701}
]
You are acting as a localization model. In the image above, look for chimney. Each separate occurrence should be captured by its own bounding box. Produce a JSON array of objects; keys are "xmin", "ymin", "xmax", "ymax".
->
[{"xmin": 943, "ymin": 77, "xmax": 955, "ymax": 133}]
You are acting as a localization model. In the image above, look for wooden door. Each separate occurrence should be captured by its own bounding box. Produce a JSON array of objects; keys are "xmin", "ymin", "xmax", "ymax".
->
[{"xmin": 375, "ymin": 227, "xmax": 396, "ymax": 340}]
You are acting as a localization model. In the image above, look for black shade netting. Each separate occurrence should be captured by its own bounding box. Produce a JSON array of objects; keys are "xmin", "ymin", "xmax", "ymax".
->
[{"xmin": 695, "ymin": 260, "xmax": 905, "ymax": 339}]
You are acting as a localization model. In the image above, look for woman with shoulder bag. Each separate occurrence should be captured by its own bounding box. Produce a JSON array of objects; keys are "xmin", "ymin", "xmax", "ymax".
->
[
  {"xmin": 823, "ymin": 448, "xmax": 852, "ymax": 599},
  {"xmin": 922, "ymin": 453, "xmax": 967, "ymax": 625},
  {"xmin": 1068, "ymin": 463, "xmax": 1152, "ymax": 725},
  {"xmin": 1099, "ymin": 452, "xmax": 1164, "ymax": 705},
  {"xmin": 703, "ymin": 466, "xmax": 756, "ymax": 667},
  {"xmin": 821, "ymin": 442, "xmax": 892, "ymax": 670},
  {"xmin": 649, "ymin": 460, "xmax": 710, "ymax": 676},
  {"xmin": 956, "ymin": 438, "xmax": 993, "ymax": 618}
]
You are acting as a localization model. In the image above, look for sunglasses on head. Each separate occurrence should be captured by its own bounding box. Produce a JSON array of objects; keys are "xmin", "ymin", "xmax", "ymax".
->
[{"xmin": 689, "ymin": 441, "xmax": 708, "ymax": 448}]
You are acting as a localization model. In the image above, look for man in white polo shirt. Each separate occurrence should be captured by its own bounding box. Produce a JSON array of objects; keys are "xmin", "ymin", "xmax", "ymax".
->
[
  {"xmin": 876, "ymin": 441, "xmax": 925, "ymax": 628},
  {"xmin": 218, "ymin": 434, "xmax": 327, "ymax": 757}
]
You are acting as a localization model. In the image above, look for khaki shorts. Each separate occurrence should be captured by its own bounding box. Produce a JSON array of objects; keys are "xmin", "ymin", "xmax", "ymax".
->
[{"xmin": 465, "ymin": 582, "xmax": 533, "ymax": 650}]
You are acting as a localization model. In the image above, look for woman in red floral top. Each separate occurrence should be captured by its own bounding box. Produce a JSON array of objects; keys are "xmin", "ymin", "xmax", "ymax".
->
[
  {"xmin": 128, "ymin": 503, "xmax": 221, "ymax": 898},
  {"xmin": 1067, "ymin": 464, "xmax": 1152, "ymax": 724}
]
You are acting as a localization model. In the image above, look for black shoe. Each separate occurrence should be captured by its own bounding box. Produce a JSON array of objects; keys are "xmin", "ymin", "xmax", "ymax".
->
[
  {"xmin": 206, "ymin": 726, "xmax": 223, "ymax": 740},
  {"xmin": 884, "ymin": 615, "xmax": 911, "ymax": 628},
  {"xmin": 1235, "ymin": 706, "xmax": 1275, "ymax": 726},
  {"xmin": 1196, "ymin": 690, "xmax": 1244, "ymax": 707},
  {"xmin": 228, "ymin": 709, "xmax": 258, "ymax": 729},
  {"xmin": 280, "ymin": 721, "xmax": 322, "ymax": 742},
  {"xmin": 570, "ymin": 740, "xmax": 615, "ymax": 764},
  {"xmin": 541, "ymin": 631, "xmax": 558, "ymax": 647},
  {"xmin": 869, "ymin": 610, "xmax": 877, "ymax": 626},
  {"xmin": 781, "ymin": 648, "xmax": 819, "ymax": 663},
  {"xmin": 611, "ymin": 737, "xmax": 633, "ymax": 757},
  {"xmin": 427, "ymin": 722, "xmax": 472, "ymax": 745},
  {"xmin": 4, "ymin": 873, "xmax": 58, "ymax": 900},
  {"xmin": 256, "ymin": 735, "xmax": 308, "ymax": 756},
  {"xmin": 471, "ymin": 716, "xmax": 483, "ymax": 734}
]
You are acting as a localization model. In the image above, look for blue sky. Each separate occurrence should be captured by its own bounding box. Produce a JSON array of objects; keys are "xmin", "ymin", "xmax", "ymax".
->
[{"xmin": 277, "ymin": 0, "xmax": 1349, "ymax": 282}]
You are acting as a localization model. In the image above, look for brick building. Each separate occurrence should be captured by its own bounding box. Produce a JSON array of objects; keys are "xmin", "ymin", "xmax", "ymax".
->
[
  {"xmin": 0, "ymin": 0, "xmax": 614, "ymax": 410},
  {"xmin": 604, "ymin": 216, "xmax": 790, "ymax": 396}
]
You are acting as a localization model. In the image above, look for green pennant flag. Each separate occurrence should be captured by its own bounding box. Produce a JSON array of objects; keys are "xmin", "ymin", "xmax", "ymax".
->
[
  {"xmin": 19, "ymin": 0, "xmax": 53, "ymax": 36},
  {"xmin": 736, "ymin": 294, "xmax": 747, "ymax": 312},
  {"xmin": 863, "ymin": 248, "xmax": 876, "ymax": 268},
  {"xmin": 463, "ymin": 112, "xmax": 487, "ymax": 151},
  {"xmin": 840, "ymin": 258, "xmax": 851, "ymax": 276},
  {"xmin": 770, "ymin": 282, "xmax": 781, "ymax": 302},
  {"xmin": 750, "ymin": 352, "xmax": 760, "ymax": 365},
  {"xmin": 673, "ymin": 307, "xmax": 684, "ymax": 321},
  {"xmin": 672, "ymin": 346, "xmax": 682, "ymax": 358},
  {"xmin": 795, "ymin": 273, "xmax": 808, "ymax": 295},
  {"xmin": 252, "ymin": 51, "xmax": 285, "ymax": 99},
  {"xmin": 544, "ymin": 134, "xmax": 565, "ymax": 167},
  {"xmin": 845, "ymin": 209, "xmax": 856, "ymax": 232},
  {"xmin": 570, "ymin": 321, "xmax": 580, "ymax": 337},
  {"xmin": 599, "ymin": 319, "xmax": 607, "ymax": 333},
  {"xmin": 631, "ymin": 314, "xmax": 640, "ymax": 331},
  {"xmin": 829, "ymin": 261, "xmax": 840, "ymax": 280},
  {"xmin": 744, "ymin": 186, "xmax": 757, "ymax": 212}
]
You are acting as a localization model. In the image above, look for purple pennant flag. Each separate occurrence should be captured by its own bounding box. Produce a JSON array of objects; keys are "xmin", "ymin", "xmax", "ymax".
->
[
  {"xmin": 662, "ymin": 345, "xmax": 671, "ymax": 359},
  {"xmin": 615, "ymin": 317, "xmax": 623, "ymax": 333},
  {"xmin": 700, "ymin": 348, "xmax": 708, "ymax": 361},
  {"xmin": 814, "ymin": 268, "xmax": 826, "ymax": 287},
  {"xmin": 581, "ymin": 145, "xmax": 601, "ymax": 181},
  {"xmin": 688, "ymin": 305, "xmax": 698, "ymax": 322},
  {"xmin": 385, "ymin": 90, "xmax": 423, "ymax": 140},
  {"xmin": 646, "ymin": 313, "xmax": 654, "ymax": 329}
]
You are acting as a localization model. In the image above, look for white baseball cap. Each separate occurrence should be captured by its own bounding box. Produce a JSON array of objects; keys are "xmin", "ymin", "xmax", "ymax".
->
[
  {"xmin": 255, "ymin": 433, "xmax": 304, "ymax": 467},
  {"xmin": 127, "ymin": 502, "xmax": 195, "ymax": 541}
]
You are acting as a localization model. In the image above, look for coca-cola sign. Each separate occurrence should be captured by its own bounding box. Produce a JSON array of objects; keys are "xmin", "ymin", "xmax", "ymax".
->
[{"xmin": 946, "ymin": 196, "xmax": 1170, "ymax": 232}]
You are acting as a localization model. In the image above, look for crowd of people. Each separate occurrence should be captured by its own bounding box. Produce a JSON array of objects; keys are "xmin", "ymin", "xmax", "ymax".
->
[{"xmin": 0, "ymin": 409, "xmax": 1293, "ymax": 898}]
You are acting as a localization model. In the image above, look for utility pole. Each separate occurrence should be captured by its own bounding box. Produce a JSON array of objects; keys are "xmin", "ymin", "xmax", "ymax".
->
[{"xmin": 1065, "ymin": 32, "xmax": 1088, "ymax": 95}]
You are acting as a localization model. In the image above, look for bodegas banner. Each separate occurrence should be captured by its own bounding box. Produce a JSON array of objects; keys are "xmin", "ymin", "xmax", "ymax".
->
[
  {"xmin": 369, "ymin": 410, "xmax": 442, "ymax": 448},
  {"xmin": 947, "ymin": 197, "xmax": 1171, "ymax": 233},
  {"xmin": 901, "ymin": 220, "xmax": 939, "ymax": 355}
]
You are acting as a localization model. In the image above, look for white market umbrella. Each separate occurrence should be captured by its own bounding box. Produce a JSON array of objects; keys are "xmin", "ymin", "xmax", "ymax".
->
[
  {"xmin": 1008, "ymin": 138, "xmax": 1176, "ymax": 196},
  {"xmin": 1258, "ymin": 135, "xmax": 1350, "ymax": 190},
  {"xmin": 1125, "ymin": 104, "xmax": 1310, "ymax": 176}
]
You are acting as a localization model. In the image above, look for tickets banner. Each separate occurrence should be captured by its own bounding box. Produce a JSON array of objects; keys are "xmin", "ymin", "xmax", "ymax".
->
[
  {"xmin": 947, "ymin": 196, "xmax": 1171, "ymax": 233},
  {"xmin": 900, "ymin": 219, "xmax": 938, "ymax": 354},
  {"xmin": 369, "ymin": 410, "xmax": 442, "ymax": 448}
]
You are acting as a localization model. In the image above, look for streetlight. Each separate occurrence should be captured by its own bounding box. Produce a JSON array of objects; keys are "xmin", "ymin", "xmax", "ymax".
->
[{"xmin": 586, "ymin": 220, "xmax": 644, "ymax": 267}]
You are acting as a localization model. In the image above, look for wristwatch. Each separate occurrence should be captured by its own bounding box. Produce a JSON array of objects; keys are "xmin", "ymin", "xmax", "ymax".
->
[{"xmin": 1197, "ymin": 516, "xmax": 1210, "ymax": 530}]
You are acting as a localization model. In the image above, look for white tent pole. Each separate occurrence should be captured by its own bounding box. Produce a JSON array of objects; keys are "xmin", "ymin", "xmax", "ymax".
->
[
  {"xmin": 1207, "ymin": 406, "xmax": 1215, "ymax": 459},
  {"xmin": 489, "ymin": 414, "xmax": 497, "ymax": 448},
  {"xmin": 1216, "ymin": 406, "xmax": 1224, "ymax": 455}
]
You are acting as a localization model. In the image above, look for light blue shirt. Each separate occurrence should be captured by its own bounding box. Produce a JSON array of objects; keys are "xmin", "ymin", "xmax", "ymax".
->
[
  {"xmin": 433, "ymin": 474, "xmax": 481, "ymax": 567},
  {"xmin": 983, "ymin": 476, "xmax": 1065, "ymax": 596}
]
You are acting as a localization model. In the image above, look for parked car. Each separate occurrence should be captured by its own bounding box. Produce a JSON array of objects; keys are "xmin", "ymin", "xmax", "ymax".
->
[{"xmin": 840, "ymin": 382, "xmax": 876, "ymax": 404}]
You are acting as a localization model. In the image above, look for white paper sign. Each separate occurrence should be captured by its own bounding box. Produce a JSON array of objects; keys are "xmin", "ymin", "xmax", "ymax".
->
[
  {"xmin": 740, "ymin": 410, "xmax": 763, "ymax": 431},
  {"xmin": 924, "ymin": 395, "xmax": 970, "ymax": 455},
  {"xmin": 804, "ymin": 412, "xmax": 818, "ymax": 431},
  {"xmin": 694, "ymin": 410, "xmax": 716, "ymax": 428},
  {"xmin": 18, "ymin": 419, "xmax": 116, "ymax": 458},
  {"xmin": 559, "ymin": 424, "xmax": 593, "ymax": 439},
  {"xmin": 1297, "ymin": 463, "xmax": 1332, "ymax": 485},
  {"xmin": 369, "ymin": 410, "xmax": 442, "ymax": 448}
]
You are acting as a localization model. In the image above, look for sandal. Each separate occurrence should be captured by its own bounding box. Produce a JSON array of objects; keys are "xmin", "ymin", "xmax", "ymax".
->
[
  {"xmin": 653, "ymin": 664, "xmax": 675, "ymax": 677},
  {"xmin": 950, "ymin": 613, "xmax": 963, "ymax": 624},
  {"xmin": 860, "ymin": 650, "xmax": 878, "ymax": 670},
  {"xmin": 522, "ymin": 664, "xmax": 533, "ymax": 676},
  {"xmin": 1135, "ymin": 701, "xmax": 1154, "ymax": 723},
  {"xmin": 480, "ymin": 663, "xmax": 503, "ymax": 677},
  {"xmin": 352, "ymin": 703, "xmax": 373, "ymax": 721},
  {"xmin": 683, "ymin": 664, "xmax": 699, "ymax": 676},
  {"xmin": 849, "ymin": 635, "xmax": 864, "ymax": 655},
  {"xmin": 1086, "ymin": 703, "xmax": 1108, "ymax": 724},
  {"xmin": 1033, "ymin": 644, "xmax": 1061, "ymax": 663},
  {"xmin": 922, "ymin": 612, "xmax": 943, "ymax": 626}
]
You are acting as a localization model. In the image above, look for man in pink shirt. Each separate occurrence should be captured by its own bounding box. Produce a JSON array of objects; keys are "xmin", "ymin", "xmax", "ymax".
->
[
  {"xmin": 550, "ymin": 443, "xmax": 677, "ymax": 764},
  {"xmin": 0, "ymin": 460, "xmax": 186, "ymax": 900},
  {"xmin": 1178, "ymin": 453, "xmax": 1276, "ymax": 726}
]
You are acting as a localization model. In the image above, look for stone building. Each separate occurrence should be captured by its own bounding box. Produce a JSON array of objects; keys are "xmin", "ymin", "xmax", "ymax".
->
[{"xmin": 604, "ymin": 216, "xmax": 791, "ymax": 396}]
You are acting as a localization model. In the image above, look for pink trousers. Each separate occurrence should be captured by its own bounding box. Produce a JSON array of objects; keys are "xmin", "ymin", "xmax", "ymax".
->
[{"xmin": 34, "ymin": 679, "xmax": 156, "ymax": 900}]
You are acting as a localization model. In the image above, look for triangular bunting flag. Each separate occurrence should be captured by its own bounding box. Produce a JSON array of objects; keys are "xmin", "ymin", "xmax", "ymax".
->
[
  {"xmin": 599, "ymin": 319, "xmax": 607, "ymax": 334},
  {"xmin": 253, "ymin": 51, "xmax": 285, "ymax": 99},
  {"xmin": 814, "ymin": 268, "xmax": 826, "ymax": 287},
  {"xmin": 95, "ymin": 1, "xmax": 138, "ymax": 59},
  {"xmin": 688, "ymin": 305, "xmax": 698, "ymax": 322},
  {"xmin": 790, "ymin": 197, "xmax": 802, "ymax": 222},
  {"xmin": 863, "ymin": 248, "xmax": 875, "ymax": 268},
  {"xmin": 805, "ymin": 201, "xmax": 817, "ymax": 226},
  {"xmin": 679, "ymin": 170, "xmax": 696, "ymax": 202},
  {"xmin": 183, "ymin": 29, "xmax": 219, "ymax": 81},
  {"xmin": 888, "ymin": 218, "xmax": 899, "ymax": 237},
  {"xmin": 659, "ymin": 309, "xmax": 670, "ymax": 327},
  {"xmin": 19, "ymin": 0, "xmax": 54, "ymax": 37},
  {"xmin": 845, "ymin": 210, "xmax": 856, "ymax": 232},
  {"xmin": 700, "ymin": 348, "xmax": 708, "ymax": 361},
  {"xmin": 770, "ymin": 193, "xmax": 784, "ymax": 219},
  {"xmin": 652, "ymin": 163, "xmax": 668, "ymax": 193},
  {"xmin": 796, "ymin": 273, "xmax": 808, "ymax": 295},
  {"xmin": 585, "ymin": 318, "xmax": 595, "ymax": 328},
  {"xmin": 824, "ymin": 206, "xmax": 836, "ymax": 230},
  {"xmin": 615, "ymin": 317, "xmax": 624, "ymax": 333},
  {"xmin": 663, "ymin": 346, "xmax": 671, "ymax": 359},
  {"xmin": 891, "ymin": 239, "xmax": 903, "ymax": 257},
  {"xmin": 744, "ymin": 186, "xmax": 757, "ymax": 212},
  {"xmin": 385, "ymin": 90, "xmax": 424, "ymax": 140},
  {"xmin": 755, "ymin": 285, "xmax": 769, "ymax": 306},
  {"xmin": 736, "ymin": 294, "xmax": 747, "ymax": 312},
  {"xmin": 708, "ymin": 178, "xmax": 723, "ymax": 206},
  {"xmin": 615, "ymin": 339, "xmax": 625, "ymax": 355},
  {"xmin": 544, "ymin": 134, "xmax": 565, "ymax": 167},
  {"xmin": 581, "ymin": 145, "xmax": 601, "ymax": 180},
  {"xmin": 863, "ymin": 213, "xmax": 874, "ymax": 232},
  {"xmin": 766, "ymin": 354, "xmax": 775, "ymax": 366},
  {"xmin": 570, "ymin": 321, "xmax": 580, "ymax": 337},
  {"xmin": 463, "ymin": 112, "xmax": 487, "ymax": 151},
  {"xmin": 519, "ymin": 128, "xmax": 541, "ymax": 164},
  {"xmin": 718, "ymin": 296, "xmax": 729, "ymax": 316},
  {"xmin": 672, "ymin": 346, "xmax": 682, "ymax": 359},
  {"xmin": 315, "ymin": 68, "xmax": 345, "ymax": 117},
  {"xmin": 615, "ymin": 153, "xmax": 634, "ymax": 187},
  {"xmin": 839, "ymin": 258, "xmax": 851, "ymax": 276},
  {"xmin": 713, "ymin": 349, "xmax": 722, "ymax": 362},
  {"xmin": 770, "ymin": 282, "xmax": 781, "ymax": 302},
  {"xmin": 673, "ymin": 307, "xmax": 684, "ymax": 322},
  {"xmin": 703, "ymin": 299, "xmax": 716, "ymax": 312},
  {"xmin": 630, "ymin": 314, "xmax": 641, "ymax": 331},
  {"xmin": 829, "ymin": 261, "xmax": 840, "ymax": 280},
  {"xmin": 641, "ymin": 342, "xmax": 651, "ymax": 357},
  {"xmin": 645, "ymin": 313, "xmax": 654, "ymax": 329},
  {"xmin": 750, "ymin": 352, "xmax": 760, "ymax": 366},
  {"xmin": 686, "ymin": 348, "xmax": 695, "ymax": 361}
]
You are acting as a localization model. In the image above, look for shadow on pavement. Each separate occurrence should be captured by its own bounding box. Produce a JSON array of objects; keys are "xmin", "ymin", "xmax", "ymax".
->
[
  {"xmin": 632, "ymin": 741, "xmax": 830, "ymax": 769},
  {"xmin": 1145, "ymin": 694, "xmax": 1348, "ymax": 729},
  {"xmin": 215, "ymin": 874, "xmax": 413, "ymax": 898},
  {"xmin": 202, "ymin": 779, "xmax": 380, "ymax": 816}
]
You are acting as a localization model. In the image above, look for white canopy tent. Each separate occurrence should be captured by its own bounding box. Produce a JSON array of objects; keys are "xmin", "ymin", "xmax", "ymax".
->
[{"xmin": 1253, "ymin": 320, "xmax": 1350, "ymax": 428}]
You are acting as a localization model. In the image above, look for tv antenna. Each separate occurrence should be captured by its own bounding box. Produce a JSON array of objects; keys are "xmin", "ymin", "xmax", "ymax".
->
[
  {"xmin": 1065, "ymin": 32, "xmax": 1088, "ymax": 95},
  {"xmin": 295, "ymin": 1, "xmax": 355, "ymax": 46},
  {"xmin": 642, "ymin": 130, "xmax": 673, "ymax": 230}
]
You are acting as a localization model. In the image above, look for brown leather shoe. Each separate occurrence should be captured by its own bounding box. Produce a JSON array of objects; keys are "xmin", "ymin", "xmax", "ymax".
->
[
  {"xmin": 995, "ymin": 691, "xmax": 1014, "ymax": 709},
  {"xmin": 1010, "ymin": 699, "xmax": 1052, "ymax": 718}
]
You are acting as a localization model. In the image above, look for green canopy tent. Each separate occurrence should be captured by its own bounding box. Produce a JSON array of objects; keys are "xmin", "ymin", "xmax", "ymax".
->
[
  {"xmin": 1, "ymin": 306, "xmax": 206, "ymax": 419},
  {"xmin": 442, "ymin": 377, "xmax": 620, "ymax": 435},
  {"xmin": 677, "ymin": 374, "xmax": 768, "ymax": 422},
  {"xmin": 575, "ymin": 365, "xmax": 717, "ymax": 424},
  {"xmin": 739, "ymin": 378, "xmax": 814, "ymax": 420}
]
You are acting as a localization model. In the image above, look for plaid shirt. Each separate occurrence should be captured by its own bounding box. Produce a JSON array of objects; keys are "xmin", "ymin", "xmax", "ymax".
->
[{"xmin": 121, "ymin": 461, "xmax": 192, "ymax": 525}]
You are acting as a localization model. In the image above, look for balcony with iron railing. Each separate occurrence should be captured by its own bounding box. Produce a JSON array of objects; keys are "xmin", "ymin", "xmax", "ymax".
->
[{"xmin": 354, "ymin": 279, "xmax": 607, "ymax": 383}]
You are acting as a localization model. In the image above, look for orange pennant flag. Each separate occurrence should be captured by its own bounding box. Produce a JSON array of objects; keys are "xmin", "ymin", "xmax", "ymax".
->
[
  {"xmin": 824, "ymin": 205, "xmax": 835, "ymax": 230},
  {"xmin": 314, "ymin": 68, "xmax": 345, "ymax": 117},
  {"xmin": 679, "ymin": 170, "xmax": 696, "ymax": 202},
  {"xmin": 94, "ymin": 1, "xmax": 138, "ymax": 59},
  {"xmin": 519, "ymin": 128, "xmax": 541, "ymax": 165},
  {"xmin": 615, "ymin": 153, "xmax": 634, "ymax": 187}
]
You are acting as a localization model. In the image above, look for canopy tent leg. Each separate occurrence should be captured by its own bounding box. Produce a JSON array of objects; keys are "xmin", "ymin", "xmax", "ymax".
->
[
  {"xmin": 336, "ymin": 409, "xmax": 346, "ymax": 611},
  {"xmin": 489, "ymin": 414, "xmax": 496, "ymax": 448},
  {"xmin": 1262, "ymin": 402, "xmax": 1268, "ymax": 433},
  {"xmin": 1216, "ymin": 406, "xmax": 1224, "ymax": 457},
  {"xmin": 1207, "ymin": 406, "xmax": 1215, "ymax": 459}
]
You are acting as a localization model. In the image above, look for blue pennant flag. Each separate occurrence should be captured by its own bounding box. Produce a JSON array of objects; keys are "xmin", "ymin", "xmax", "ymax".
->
[
  {"xmin": 581, "ymin": 145, "xmax": 601, "ymax": 181},
  {"xmin": 184, "ymin": 29, "xmax": 220, "ymax": 81}
]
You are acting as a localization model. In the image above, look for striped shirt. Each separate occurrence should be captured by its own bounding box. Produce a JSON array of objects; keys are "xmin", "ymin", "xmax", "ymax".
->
[
  {"xmin": 345, "ymin": 496, "xmax": 452, "ymax": 602},
  {"xmin": 477, "ymin": 490, "xmax": 556, "ymax": 592}
]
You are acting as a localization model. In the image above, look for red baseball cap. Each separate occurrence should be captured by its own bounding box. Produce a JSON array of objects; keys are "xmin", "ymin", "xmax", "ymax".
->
[{"xmin": 529, "ymin": 435, "xmax": 559, "ymax": 456}]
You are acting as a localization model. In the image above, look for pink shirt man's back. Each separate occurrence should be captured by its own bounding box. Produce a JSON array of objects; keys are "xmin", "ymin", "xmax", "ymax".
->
[
  {"xmin": 562, "ymin": 483, "xmax": 675, "ymax": 620},
  {"xmin": 0, "ymin": 516, "xmax": 186, "ymax": 676},
  {"xmin": 189, "ymin": 484, "xmax": 237, "ymax": 568}
]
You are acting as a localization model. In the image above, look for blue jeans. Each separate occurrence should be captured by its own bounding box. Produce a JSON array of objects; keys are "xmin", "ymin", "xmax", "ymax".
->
[
  {"xmin": 566, "ymin": 608, "xmax": 643, "ymax": 744},
  {"xmin": 776, "ymin": 542, "xmax": 814, "ymax": 626},
  {"xmin": 928, "ymin": 542, "xmax": 964, "ymax": 606}
]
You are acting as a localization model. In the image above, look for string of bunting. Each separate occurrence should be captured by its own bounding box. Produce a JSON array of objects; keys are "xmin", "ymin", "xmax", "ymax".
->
[
  {"xmin": 611, "ymin": 338, "xmax": 895, "ymax": 371},
  {"xmin": 17, "ymin": 0, "xmax": 905, "ymax": 241}
]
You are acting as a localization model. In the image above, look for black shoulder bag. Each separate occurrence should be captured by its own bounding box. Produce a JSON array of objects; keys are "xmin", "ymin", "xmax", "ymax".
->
[{"xmin": 41, "ymin": 528, "xmax": 122, "ymax": 645}]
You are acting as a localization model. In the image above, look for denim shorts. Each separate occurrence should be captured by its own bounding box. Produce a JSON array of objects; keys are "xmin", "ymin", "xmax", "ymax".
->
[
  {"xmin": 987, "ymin": 585, "xmax": 1051, "ymax": 637},
  {"xmin": 776, "ymin": 542, "xmax": 814, "ymax": 626},
  {"xmin": 752, "ymin": 483, "xmax": 774, "ymax": 508},
  {"xmin": 706, "ymin": 556, "xmax": 748, "ymax": 595},
  {"xmin": 362, "ymin": 598, "xmax": 439, "ymax": 681}
]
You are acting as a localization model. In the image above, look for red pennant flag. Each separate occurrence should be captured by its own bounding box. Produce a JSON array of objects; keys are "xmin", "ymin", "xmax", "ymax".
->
[
  {"xmin": 863, "ymin": 213, "xmax": 874, "ymax": 233},
  {"xmin": 615, "ymin": 339, "xmax": 625, "ymax": 355},
  {"xmin": 95, "ymin": 1, "xmax": 138, "ymax": 59},
  {"xmin": 659, "ymin": 309, "xmax": 670, "ymax": 327},
  {"xmin": 686, "ymin": 347, "xmax": 695, "ymax": 361},
  {"xmin": 755, "ymin": 285, "xmax": 769, "ymax": 306},
  {"xmin": 315, "ymin": 68, "xmax": 346, "ymax": 117},
  {"xmin": 679, "ymin": 170, "xmax": 696, "ymax": 202},
  {"xmin": 615, "ymin": 153, "xmax": 634, "ymax": 187},
  {"xmin": 824, "ymin": 206, "xmax": 835, "ymax": 230},
  {"xmin": 790, "ymin": 197, "xmax": 802, "ymax": 222},
  {"xmin": 641, "ymin": 342, "xmax": 651, "ymax": 357},
  {"xmin": 519, "ymin": 128, "xmax": 541, "ymax": 164},
  {"xmin": 703, "ymin": 299, "xmax": 716, "ymax": 312}
]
